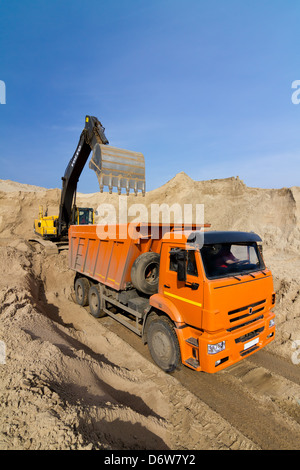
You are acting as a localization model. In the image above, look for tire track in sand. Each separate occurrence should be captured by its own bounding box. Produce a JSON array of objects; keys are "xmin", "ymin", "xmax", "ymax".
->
[{"xmin": 100, "ymin": 316, "xmax": 300, "ymax": 450}]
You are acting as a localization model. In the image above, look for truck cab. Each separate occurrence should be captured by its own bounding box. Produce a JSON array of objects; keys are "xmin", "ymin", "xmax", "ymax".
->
[{"xmin": 149, "ymin": 230, "xmax": 276, "ymax": 373}]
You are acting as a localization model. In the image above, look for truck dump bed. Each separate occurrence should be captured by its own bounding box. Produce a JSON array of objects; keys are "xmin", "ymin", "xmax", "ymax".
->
[{"xmin": 69, "ymin": 223, "xmax": 177, "ymax": 291}]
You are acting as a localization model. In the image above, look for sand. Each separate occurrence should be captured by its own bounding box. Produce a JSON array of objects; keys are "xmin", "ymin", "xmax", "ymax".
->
[{"xmin": 0, "ymin": 174, "xmax": 299, "ymax": 450}]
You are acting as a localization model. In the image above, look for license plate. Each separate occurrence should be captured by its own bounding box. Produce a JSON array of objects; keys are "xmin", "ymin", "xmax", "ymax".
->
[{"xmin": 244, "ymin": 337, "xmax": 259, "ymax": 350}]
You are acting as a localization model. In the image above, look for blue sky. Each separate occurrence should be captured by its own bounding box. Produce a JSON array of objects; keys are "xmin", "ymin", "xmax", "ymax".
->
[{"xmin": 0, "ymin": 0, "xmax": 300, "ymax": 193}]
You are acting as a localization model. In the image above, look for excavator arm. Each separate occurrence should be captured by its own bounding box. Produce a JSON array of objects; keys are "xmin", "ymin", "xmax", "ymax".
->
[
  {"xmin": 58, "ymin": 115, "xmax": 145, "ymax": 237},
  {"xmin": 58, "ymin": 116, "xmax": 108, "ymax": 236}
]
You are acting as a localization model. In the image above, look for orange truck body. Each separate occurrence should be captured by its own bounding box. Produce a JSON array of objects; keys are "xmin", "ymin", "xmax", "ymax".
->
[
  {"xmin": 69, "ymin": 223, "xmax": 276, "ymax": 373},
  {"xmin": 69, "ymin": 224, "xmax": 168, "ymax": 291}
]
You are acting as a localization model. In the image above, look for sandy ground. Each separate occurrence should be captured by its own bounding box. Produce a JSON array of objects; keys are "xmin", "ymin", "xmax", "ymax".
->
[{"xmin": 0, "ymin": 174, "xmax": 299, "ymax": 450}]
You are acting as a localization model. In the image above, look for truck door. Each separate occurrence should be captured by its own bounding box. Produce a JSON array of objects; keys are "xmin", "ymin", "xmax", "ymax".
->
[{"xmin": 163, "ymin": 246, "xmax": 203, "ymax": 329}]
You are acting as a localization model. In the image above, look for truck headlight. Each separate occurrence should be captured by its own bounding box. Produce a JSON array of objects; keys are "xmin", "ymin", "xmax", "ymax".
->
[
  {"xmin": 208, "ymin": 341, "xmax": 225, "ymax": 355},
  {"xmin": 269, "ymin": 319, "xmax": 275, "ymax": 328}
]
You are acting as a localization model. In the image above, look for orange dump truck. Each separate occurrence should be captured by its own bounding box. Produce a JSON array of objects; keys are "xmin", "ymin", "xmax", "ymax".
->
[{"xmin": 69, "ymin": 223, "xmax": 275, "ymax": 373}]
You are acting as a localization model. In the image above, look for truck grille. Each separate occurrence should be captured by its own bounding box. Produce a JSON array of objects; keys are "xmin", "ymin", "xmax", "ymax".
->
[
  {"xmin": 227, "ymin": 315, "xmax": 264, "ymax": 332},
  {"xmin": 227, "ymin": 299, "xmax": 266, "ymax": 332},
  {"xmin": 235, "ymin": 326, "xmax": 264, "ymax": 344}
]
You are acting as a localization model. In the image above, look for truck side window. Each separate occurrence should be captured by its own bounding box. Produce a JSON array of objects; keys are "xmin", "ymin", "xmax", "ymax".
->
[
  {"xmin": 169, "ymin": 248, "xmax": 198, "ymax": 277},
  {"xmin": 187, "ymin": 250, "xmax": 198, "ymax": 276}
]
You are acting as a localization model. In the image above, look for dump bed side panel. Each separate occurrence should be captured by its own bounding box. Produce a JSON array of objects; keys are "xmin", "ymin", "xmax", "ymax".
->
[
  {"xmin": 69, "ymin": 226, "xmax": 131, "ymax": 290},
  {"xmin": 68, "ymin": 224, "xmax": 184, "ymax": 290},
  {"xmin": 69, "ymin": 224, "xmax": 163, "ymax": 291}
]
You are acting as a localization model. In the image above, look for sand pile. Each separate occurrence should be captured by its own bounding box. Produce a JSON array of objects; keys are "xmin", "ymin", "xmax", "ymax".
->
[
  {"xmin": 0, "ymin": 241, "xmax": 168, "ymax": 449},
  {"xmin": 0, "ymin": 174, "xmax": 299, "ymax": 450}
]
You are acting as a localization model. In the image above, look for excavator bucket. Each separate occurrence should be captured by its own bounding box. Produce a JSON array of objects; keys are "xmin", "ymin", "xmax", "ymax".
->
[{"xmin": 89, "ymin": 143, "xmax": 145, "ymax": 196}]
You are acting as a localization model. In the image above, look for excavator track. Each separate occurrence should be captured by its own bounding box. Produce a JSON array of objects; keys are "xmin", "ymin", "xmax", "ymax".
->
[{"xmin": 29, "ymin": 237, "xmax": 68, "ymax": 254}]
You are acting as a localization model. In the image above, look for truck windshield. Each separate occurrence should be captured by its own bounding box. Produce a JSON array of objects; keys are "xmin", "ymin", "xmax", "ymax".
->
[{"xmin": 200, "ymin": 242, "xmax": 265, "ymax": 279}]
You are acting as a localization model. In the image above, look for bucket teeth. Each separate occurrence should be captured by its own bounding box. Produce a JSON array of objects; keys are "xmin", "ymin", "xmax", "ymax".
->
[{"xmin": 89, "ymin": 143, "xmax": 145, "ymax": 196}]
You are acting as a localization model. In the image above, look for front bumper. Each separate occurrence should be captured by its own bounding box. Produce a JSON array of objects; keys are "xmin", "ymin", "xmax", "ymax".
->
[{"xmin": 176, "ymin": 310, "xmax": 275, "ymax": 373}]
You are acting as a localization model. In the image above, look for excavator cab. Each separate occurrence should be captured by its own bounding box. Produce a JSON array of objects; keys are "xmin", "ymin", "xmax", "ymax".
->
[{"xmin": 72, "ymin": 207, "xmax": 94, "ymax": 225}]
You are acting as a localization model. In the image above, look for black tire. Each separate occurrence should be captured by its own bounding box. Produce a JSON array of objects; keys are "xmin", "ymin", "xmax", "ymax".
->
[
  {"xmin": 74, "ymin": 277, "xmax": 90, "ymax": 306},
  {"xmin": 147, "ymin": 316, "xmax": 181, "ymax": 372},
  {"xmin": 131, "ymin": 252, "xmax": 160, "ymax": 295},
  {"xmin": 88, "ymin": 284, "xmax": 105, "ymax": 318}
]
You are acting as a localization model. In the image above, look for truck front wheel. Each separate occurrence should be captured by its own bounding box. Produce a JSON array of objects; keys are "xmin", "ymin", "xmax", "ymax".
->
[{"xmin": 147, "ymin": 316, "xmax": 181, "ymax": 372}]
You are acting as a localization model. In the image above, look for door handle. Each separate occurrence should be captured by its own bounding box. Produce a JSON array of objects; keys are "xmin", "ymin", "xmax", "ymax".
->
[
  {"xmin": 185, "ymin": 282, "xmax": 199, "ymax": 290},
  {"xmin": 164, "ymin": 284, "xmax": 170, "ymax": 288}
]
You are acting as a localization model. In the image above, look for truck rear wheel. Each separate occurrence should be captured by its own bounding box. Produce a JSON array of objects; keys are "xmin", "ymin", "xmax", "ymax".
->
[
  {"xmin": 147, "ymin": 316, "xmax": 181, "ymax": 372},
  {"xmin": 74, "ymin": 277, "xmax": 90, "ymax": 306},
  {"xmin": 88, "ymin": 285, "xmax": 105, "ymax": 318},
  {"xmin": 131, "ymin": 252, "xmax": 160, "ymax": 295}
]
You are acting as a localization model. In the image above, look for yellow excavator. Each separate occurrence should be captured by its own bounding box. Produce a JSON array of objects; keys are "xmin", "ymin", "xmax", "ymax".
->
[
  {"xmin": 34, "ymin": 115, "xmax": 145, "ymax": 240},
  {"xmin": 34, "ymin": 205, "xmax": 95, "ymax": 238},
  {"xmin": 34, "ymin": 206, "xmax": 58, "ymax": 238}
]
